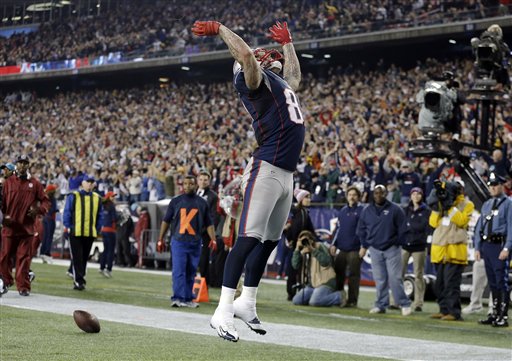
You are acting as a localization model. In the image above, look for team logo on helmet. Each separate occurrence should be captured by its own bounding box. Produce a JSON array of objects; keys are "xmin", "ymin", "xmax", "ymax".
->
[{"xmin": 253, "ymin": 48, "xmax": 283, "ymax": 70}]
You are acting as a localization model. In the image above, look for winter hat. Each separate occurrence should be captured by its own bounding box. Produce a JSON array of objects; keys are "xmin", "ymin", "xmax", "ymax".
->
[
  {"xmin": 294, "ymin": 189, "xmax": 310, "ymax": 204},
  {"xmin": 410, "ymin": 187, "xmax": 423, "ymax": 195}
]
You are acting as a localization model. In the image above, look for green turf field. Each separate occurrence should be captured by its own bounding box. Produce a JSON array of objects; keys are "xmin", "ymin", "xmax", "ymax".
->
[{"xmin": 1, "ymin": 262, "xmax": 510, "ymax": 360}]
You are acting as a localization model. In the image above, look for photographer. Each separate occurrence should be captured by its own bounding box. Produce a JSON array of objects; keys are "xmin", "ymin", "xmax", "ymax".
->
[
  {"xmin": 428, "ymin": 180, "xmax": 474, "ymax": 321},
  {"xmin": 291, "ymin": 230, "xmax": 343, "ymax": 307}
]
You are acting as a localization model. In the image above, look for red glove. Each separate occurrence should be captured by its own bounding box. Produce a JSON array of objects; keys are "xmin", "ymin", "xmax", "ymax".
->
[
  {"xmin": 208, "ymin": 239, "xmax": 218, "ymax": 252},
  {"xmin": 268, "ymin": 21, "xmax": 292, "ymax": 45},
  {"xmin": 223, "ymin": 237, "xmax": 233, "ymax": 249},
  {"xmin": 191, "ymin": 21, "xmax": 221, "ymax": 36},
  {"xmin": 157, "ymin": 239, "xmax": 165, "ymax": 253}
]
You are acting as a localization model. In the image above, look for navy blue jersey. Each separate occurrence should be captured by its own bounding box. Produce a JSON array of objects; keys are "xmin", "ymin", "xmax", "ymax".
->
[
  {"xmin": 163, "ymin": 193, "xmax": 213, "ymax": 242},
  {"xmin": 234, "ymin": 68, "xmax": 305, "ymax": 172}
]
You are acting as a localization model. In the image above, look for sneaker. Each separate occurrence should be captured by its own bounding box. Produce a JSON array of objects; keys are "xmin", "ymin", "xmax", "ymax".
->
[
  {"xmin": 66, "ymin": 271, "xmax": 74, "ymax": 279},
  {"xmin": 41, "ymin": 254, "xmax": 53, "ymax": 264},
  {"xmin": 28, "ymin": 270, "xmax": 35, "ymax": 283},
  {"xmin": 171, "ymin": 300, "xmax": 182, "ymax": 308},
  {"xmin": 180, "ymin": 301, "xmax": 199, "ymax": 308},
  {"xmin": 430, "ymin": 313, "xmax": 447, "ymax": 319},
  {"xmin": 233, "ymin": 298, "xmax": 266, "ymax": 335},
  {"xmin": 210, "ymin": 310, "xmax": 239, "ymax": 342},
  {"xmin": 369, "ymin": 307, "xmax": 385, "ymax": 314},
  {"xmin": 441, "ymin": 314, "xmax": 461, "ymax": 321},
  {"xmin": 73, "ymin": 283, "xmax": 85, "ymax": 291},
  {"xmin": 414, "ymin": 306, "xmax": 423, "ymax": 312},
  {"xmin": 19, "ymin": 290, "xmax": 30, "ymax": 296},
  {"xmin": 0, "ymin": 279, "xmax": 7, "ymax": 296},
  {"xmin": 462, "ymin": 305, "xmax": 483, "ymax": 314},
  {"xmin": 388, "ymin": 304, "xmax": 400, "ymax": 310},
  {"xmin": 102, "ymin": 270, "xmax": 112, "ymax": 278},
  {"xmin": 401, "ymin": 306, "xmax": 412, "ymax": 316}
]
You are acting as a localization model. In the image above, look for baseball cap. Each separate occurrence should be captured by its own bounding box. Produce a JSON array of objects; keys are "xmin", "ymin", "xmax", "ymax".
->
[
  {"xmin": 16, "ymin": 155, "xmax": 30, "ymax": 163},
  {"xmin": 0, "ymin": 163, "xmax": 15, "ymax": 171},
  {"xmin": 104, "ymin": 191, "xmax": 117, "ymax": 200},
  {"xmin": 83, "ymin": 175, "xmax": 96, "ymax": 183},
  {"xmin": 487, "ymin": 172, "xmax": 505, "ymax": 186},
  {"xmin": 45, "ymin": 184, "xmax": 58, "ymax": 192}
]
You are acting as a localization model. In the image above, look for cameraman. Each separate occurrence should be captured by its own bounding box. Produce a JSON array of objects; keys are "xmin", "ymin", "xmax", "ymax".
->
[
  {"xmin": 428, "ymin": 180, "xmax": 474, "ymax": 321},
  {"xmin": 291, "ymin": 230, "xmax": 343, "ymax": 307}
]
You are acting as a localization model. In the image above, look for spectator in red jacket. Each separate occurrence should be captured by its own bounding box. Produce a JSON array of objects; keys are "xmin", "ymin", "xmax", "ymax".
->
[
  {"xmin": 134, "ymin": 205, "xmax": 150, "ymax": 267},
  {"xmin": 0, "ymin": 155, "xmax": 50, "ymax": 296}
]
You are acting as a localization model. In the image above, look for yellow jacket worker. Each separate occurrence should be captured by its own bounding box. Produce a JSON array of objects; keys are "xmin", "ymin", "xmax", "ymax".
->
[
  {"xmin": 428, "ymin": 181, "xmax": 474, "ymax": 321},
  {"xmin": 63, "ymin": 175, "xmax": 103, "ymax": 291}
]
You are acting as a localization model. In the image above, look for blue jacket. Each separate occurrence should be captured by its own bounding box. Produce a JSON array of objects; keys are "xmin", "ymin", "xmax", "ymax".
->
[
  {"xmin": 357, "ymin": 200, "xmax": 406, "ymax": 251},
  {"xmin": 403, "ymin": 202, "xmax": 431, "ymax": 252},
  {"xmin": 474, "ymin": 195, "xmax": 512, "ymax": 252},
  {"xmin": 163, "ymin": 193, "xmax": 212, "ymax": 242},
  {"xmin": 333, "ymin": 204, "xmax": 364, "ymax": 252},
  {"xmin": 101, "ymin": 201, "xmax": 118, "ymax": 233}
]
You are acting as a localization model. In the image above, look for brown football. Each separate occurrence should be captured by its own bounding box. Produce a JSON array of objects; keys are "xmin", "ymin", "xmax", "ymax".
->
[{"xmin": 73, "ymin": 310, "xmax": 101, "ymax": 333}]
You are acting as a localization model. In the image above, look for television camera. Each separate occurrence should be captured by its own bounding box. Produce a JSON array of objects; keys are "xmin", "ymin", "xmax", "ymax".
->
[{"xmin": 411, "ymin": 25, "xmax": 510, "ymax": 209}]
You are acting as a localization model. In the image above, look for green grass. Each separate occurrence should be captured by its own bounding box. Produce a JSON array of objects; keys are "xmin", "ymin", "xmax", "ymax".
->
[
  {"xmin": 1, "ymin": 307, "xmax": 372, "ymax": 361},
  {"xmin": 1, "ymin": 262, "xmax": 511, "ymax": 360}
]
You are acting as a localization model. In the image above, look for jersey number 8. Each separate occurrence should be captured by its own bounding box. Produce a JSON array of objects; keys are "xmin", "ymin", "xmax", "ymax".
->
[{"xmin": 284, "ymin": 88, "xmax": 304, "ymax": 124}]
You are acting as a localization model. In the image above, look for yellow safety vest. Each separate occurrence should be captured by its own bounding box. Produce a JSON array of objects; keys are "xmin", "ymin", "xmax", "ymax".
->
[{"xmin": 72, "ymin": 191, "xmax": 100, "ymax": 237}]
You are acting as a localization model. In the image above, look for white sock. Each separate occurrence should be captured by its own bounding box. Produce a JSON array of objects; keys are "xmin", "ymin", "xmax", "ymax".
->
[
  {"xmin": 218, "ymin": 286, "xmax": 237, "ymax": 311},
  {"xmin": 239, "ymin": 286, "xmax": 258, "ymax": 304}
]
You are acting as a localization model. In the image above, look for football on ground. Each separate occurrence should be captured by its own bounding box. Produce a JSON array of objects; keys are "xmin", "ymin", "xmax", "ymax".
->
[{"xmin": 73, "ymin": 310, "xmax": 101, "ymax": 333}]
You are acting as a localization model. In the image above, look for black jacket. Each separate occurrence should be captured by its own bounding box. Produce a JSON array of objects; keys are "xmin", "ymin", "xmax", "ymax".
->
[{"xmin": 284, "ymin": 206, "xmax": 315, "ymax": 248}]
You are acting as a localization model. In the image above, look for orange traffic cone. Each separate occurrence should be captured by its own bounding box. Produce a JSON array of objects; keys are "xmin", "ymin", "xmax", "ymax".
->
[{"xmin": 192, "ymin": 276, "xmax": 209, "ymax": 303}]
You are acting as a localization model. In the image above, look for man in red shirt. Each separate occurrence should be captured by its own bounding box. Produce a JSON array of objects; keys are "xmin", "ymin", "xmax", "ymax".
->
[{"xmin": 0, "ymin": 155, "xmax": 50, "ymax": 296}]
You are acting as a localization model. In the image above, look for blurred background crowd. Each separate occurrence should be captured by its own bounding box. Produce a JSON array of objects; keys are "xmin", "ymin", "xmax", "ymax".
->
[
  {"xmin": 0, "ymin": 0, "xmax": 509, "ymax": 65},
  {"xmin": 1, "ymin": 57, "xmax": 511, "ymax": 204}
]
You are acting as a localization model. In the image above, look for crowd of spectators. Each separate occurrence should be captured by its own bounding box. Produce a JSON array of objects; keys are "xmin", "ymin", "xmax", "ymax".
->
[
  {"xmin": 1, "ymin": 55, "xmax": 511, "ymax": 205},
  {"xmin": 0, "ymin": 0, "xmax": 509, "ymax": 66}
]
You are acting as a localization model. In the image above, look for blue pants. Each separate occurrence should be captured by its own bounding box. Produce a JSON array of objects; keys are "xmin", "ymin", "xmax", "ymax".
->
[
  {"xmin": 40, "ymin": 218, "xmax": 56, "ymax": 256},
  {"xmin": 100, "ymin": 232, "xmax": 116, "ymax": 271},
  {"xmin": 370, "ymin": 245, "xmax": 411, "ymax": 310},
  {"xmin": 171, "ymin": 239, "xmax": 201, "ymax": 302},
  {"xmin": 481, "ymin": 242, "xmax": 510, "ymax": 295},
  {"xmin": 292, "ymin": 285, "xmax": 341, "ymax": 306}
]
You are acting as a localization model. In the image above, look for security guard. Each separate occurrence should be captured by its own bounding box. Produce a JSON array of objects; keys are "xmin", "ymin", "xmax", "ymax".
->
[
  {"xmin": 63, "ymin": 175, "xmax": 103, "ymax": 291},
  {"xmin": 474, "ymin": 172, "xmax": 512, "ymax": 327}
]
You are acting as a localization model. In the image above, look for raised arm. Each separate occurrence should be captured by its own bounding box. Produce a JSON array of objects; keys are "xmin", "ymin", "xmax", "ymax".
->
[
  {"xmin": 269, "ymin": 21, "xmax": 301, "ymax": 91},
  {"xmin": 191, "ymin": 21, "xmax": 261, "ymax": 90}
]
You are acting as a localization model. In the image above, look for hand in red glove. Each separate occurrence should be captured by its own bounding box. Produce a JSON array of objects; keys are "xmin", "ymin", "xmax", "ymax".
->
[
  {"xmin": 208, "ymin": 239, "xmax": 218, "ymax": 252},
  {"xmin": 191, "ymin": 21, "xmax": 221, "ymax": 36},
  {"xmin": 268, "ymin": 21, "xmax": 292, "ymax": 45},
  {"xmin": 157, "ymin": 239, "xmax": 165, "ymax": 253},
  {"xmin": 223, "ymin": 237, "xmax": 233, "ymax": 249}
]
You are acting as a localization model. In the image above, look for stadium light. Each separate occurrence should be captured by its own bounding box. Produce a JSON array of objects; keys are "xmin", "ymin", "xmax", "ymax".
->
[
  {"xmin": 181, "ymin": 66, "xmax": 190, "ymax": 71},
  {"xmin": 449, "ymin": 39, "xmax": 457, "ymax": 44},
  {"xmin": 324, "ymin": 54, "xmax": 331, "ymax": 59},
  {"xmin": 159, "ymin": 78, "xmax": 169, "ymax": 83},
  {"xmin": 301, "ymin": 54, "xmax": 314, "ymax": 59}
]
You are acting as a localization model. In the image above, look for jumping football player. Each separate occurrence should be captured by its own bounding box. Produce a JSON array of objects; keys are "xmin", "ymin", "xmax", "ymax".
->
[{"xmin": 192, "ymin": 20, "xmax": 305, "ymax": 342}]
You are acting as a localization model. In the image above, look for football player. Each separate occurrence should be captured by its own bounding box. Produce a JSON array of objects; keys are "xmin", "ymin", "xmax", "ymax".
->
[{"xmin": 192, "ymin": 20, "xmax": 305, "ymax": 342}]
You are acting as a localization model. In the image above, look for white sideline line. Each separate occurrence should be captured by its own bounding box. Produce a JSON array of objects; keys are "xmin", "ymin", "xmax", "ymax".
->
[{"xmin": 1, "ymin": 293, "xmax": 510, "ymax": 361}]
